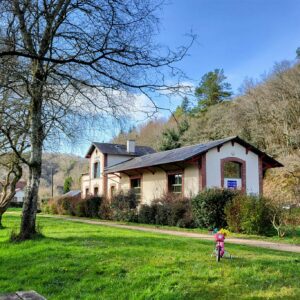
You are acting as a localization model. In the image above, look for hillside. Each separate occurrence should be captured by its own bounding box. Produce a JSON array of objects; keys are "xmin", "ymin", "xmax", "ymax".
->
[
  {"xmin": 0, "ymin": 153, "xmax": 89, "ymax": 199},
  {"xmin": 112, "ymin": 61, "xmax": 300, "ymax": 204},
  {"xmin": 38, "ymin": 153, "xmax": 89, "ymax": 199}
]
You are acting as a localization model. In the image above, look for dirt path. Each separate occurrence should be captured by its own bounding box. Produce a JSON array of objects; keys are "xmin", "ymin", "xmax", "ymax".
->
[{"xmin": 42, "ymin": 214, "xmax": 300, "ymax": 254}]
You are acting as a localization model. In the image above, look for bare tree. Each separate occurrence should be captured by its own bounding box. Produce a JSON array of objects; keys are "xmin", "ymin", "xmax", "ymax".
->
[
  {"xmin": 0, "ymin": 82, "xmax": 29, "ymax": 228},
  {"xmin": 0, "ymin": 154, "xmax": 23, "ymax": 228},
  {"xmin": 0, "ymin": 0, "xmax": 193, "ymax": 240}
]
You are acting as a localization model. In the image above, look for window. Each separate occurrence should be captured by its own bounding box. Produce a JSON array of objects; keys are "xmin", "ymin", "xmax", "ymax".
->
[
  {"xmin": 94, "ymin": 187, "xmax": 99, "ymax": 196},
  {"xmin": 93, "ymin": 161, "xmax": 101, "ymax": 178},
  {"xmin": 224, "ymin": 161, "xmax": 242, "ymax": 178},
  {"xmin": 130, "ymin": 178, "xmax": 141, "ymax": 199},
  {"xmin": 168, "ymin": 174, "xmax": 183, "ymax": 194},
  {"xmin": 85, "ymin": 188, "xmax": 89, "ymax": 196}
]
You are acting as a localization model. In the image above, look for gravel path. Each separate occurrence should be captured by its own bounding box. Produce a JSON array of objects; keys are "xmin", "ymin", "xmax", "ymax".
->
[{"xmin": 46, "ymin": 215, "xmax": 300, "ymax": 253}]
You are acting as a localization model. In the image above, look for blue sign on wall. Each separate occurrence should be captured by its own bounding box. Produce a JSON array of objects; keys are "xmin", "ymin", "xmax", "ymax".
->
[{"xmin": 227, "ymin": 180, "xmax": 237, "ymax": 189}]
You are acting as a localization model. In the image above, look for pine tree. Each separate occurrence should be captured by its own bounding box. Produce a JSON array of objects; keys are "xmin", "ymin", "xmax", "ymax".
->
[
  {"xmin": 194, "ymin": 69, "xmax": 232, "ymax": 111},
  {"xmin": 63, "ymin": 176, "xmax": 73, "ymax": 194}
]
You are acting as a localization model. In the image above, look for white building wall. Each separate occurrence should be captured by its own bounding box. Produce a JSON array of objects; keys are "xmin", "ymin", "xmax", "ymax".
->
[
  {"xmin": 206, "ymin": 142, "xmax": 259, "ymax": 195},
  {"xmin": 184, "ymin": 164, "xmax": 200, "ymax": 198},
  {"xmin": 142, "ymin": 170, "xmax": 167, "ymax": 205},
  {"xmin": 81, "ymin": 174, "xmax": 90, "ymax": 198},
  {"xmin": 89, "ymin": 149, "xmax": 103, "ymax": 195},
  {"xmin": 13, "ymin": 190, "xmax": 25, "ymax": 203},
  {"xmin": 81, "ymin": 150, "xmax": 133, "ymax": 198}
]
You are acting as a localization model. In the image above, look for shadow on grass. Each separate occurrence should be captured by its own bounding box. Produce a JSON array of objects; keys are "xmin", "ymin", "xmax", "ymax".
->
[{"xmin": 0, "ymin": 229, "xmax": 299, "ymax": 299}]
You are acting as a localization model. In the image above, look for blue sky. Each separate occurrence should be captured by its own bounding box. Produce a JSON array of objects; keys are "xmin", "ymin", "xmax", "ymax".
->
[
  {"xmin": 65, "ymin": 0, "xmax": 300, "ymax": 155},
  {"xmin": 158, "ymin": 0, "xmax": 300, "ymax": 92}
]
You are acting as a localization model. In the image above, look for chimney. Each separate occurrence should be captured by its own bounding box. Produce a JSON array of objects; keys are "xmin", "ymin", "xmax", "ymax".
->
[{"xmin": 127, "ymin": 140, "xmax": 136, "ymax": 153}]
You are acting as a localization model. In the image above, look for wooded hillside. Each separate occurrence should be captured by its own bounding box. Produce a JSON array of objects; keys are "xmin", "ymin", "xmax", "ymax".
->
[
  {"xmin": 112, "ymin": 62, "xmax": 300, "ymax": 204},
  {"xmin": 0, "ymin": 153, "xmax": 88, "ymax": 199}
]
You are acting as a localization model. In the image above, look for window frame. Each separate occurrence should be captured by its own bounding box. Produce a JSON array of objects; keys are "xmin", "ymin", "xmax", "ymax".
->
[
  {"xmin": 167, "ymin": 171, "xmax": 184, "ymax": 195},
  {"xmin": 130, "ymin": 176, "xmax": 142, "ymax": 200},
  {"xmin": 221, "ymin": 157, "xmax": 246, "ymax": 193},
  {"xmin": 93, "ymin": 161, "xmax": 101, "ymax": 178}
]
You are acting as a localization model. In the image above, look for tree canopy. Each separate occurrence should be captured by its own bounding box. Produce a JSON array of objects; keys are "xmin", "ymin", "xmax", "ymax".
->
[
  {"xmin": 194, "ymin": 69, "xmax": 232, "ymax": 111},
  {"xmin": 0, "ymin": 0, "xmax": 192, "ymax": 240}
]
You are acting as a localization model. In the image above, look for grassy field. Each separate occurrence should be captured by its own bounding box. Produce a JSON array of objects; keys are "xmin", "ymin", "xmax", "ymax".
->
[
  {"xmin": 8, "ymin": 208, "xmax": 300, "ymax": 245},
  {"xmin": 1, "ymin": 214, "xmax": 300, "ymax": 299}
]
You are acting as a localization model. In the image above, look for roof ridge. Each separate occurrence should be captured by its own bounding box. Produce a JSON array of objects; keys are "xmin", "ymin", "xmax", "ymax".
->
[
  {"xmin": 92, "ymin": 141, "xmax": 152, "ymax": 148},
  {"xmin": 143, "ymin": 136, "xmax": 237, "ymax": 155}
]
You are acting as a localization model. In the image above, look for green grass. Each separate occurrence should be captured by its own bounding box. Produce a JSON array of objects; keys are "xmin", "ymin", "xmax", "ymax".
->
[
  {"xmin": 1, "ymin": 214, "xmax": 300, "ymax": 299},
  {"xmin": 6, "ymin": 207, "xmax": 300, "ymax": 245},
  {"xmin": 6, "ymin": 207, "xmax": 23, "ymax": 212},
  {"xmin": 119, "ymin": 221, "xmax": 300, "ymax": 245},
  {"xmin": 37, "ymin": 212, "xmax": 300, "ymax": 245}
]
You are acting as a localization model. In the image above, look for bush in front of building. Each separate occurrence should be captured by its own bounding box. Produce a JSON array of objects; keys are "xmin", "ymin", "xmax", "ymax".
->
[
  {"xmin": 192, "ymin": 188, "xmax": 237, "ymax": 229},
  {"xmin": 138, "ymin": 204, "xmax": 157, "ymax": 224},
  {"xmin": 98, "ymin": 201, "xmax": 113, "ymax": 220},
  {"xmin": 83, "ymin": 196, "xmax": 103, "ymax": 218},
  {"xmin": 110, "ymin": 190, "xmax": 139, "ymax": 222},
  {"xmin": 42, "ymin": 195, "xmax": 103, "ymax": 219},
  {"xmin": 42, "ymin": 198, "xmax": 58, "ymax": 214},
  {"xmin": 225, "ymin": 194, "xmax": 274, "ymax": 235},
  {"xmin": 138, "ymin": 193, "xmax": 196, "ymax": 228}
]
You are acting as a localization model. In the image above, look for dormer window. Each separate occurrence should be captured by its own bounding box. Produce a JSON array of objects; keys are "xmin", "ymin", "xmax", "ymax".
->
[{"xmin": 93, "ymin": 161, "xmax": 101, "ymax": 178}]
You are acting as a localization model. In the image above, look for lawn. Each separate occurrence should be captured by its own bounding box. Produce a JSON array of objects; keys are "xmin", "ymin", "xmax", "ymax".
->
[
  {"xmin": 0, "ymin": 214, "xmax": 300, "ymax": 299},
  {"xmin": 8, "ymin": 208, "xmax": 300, "ymax": 245}
]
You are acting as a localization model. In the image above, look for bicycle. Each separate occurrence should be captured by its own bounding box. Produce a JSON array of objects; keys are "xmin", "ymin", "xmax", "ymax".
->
[
  {"xmin": 212, "ymin": 229, "xmax": 232, "ymax": 262},
  {"xmin": 214, "ymin": 232, "xmax": 225, "ymax": 262}
]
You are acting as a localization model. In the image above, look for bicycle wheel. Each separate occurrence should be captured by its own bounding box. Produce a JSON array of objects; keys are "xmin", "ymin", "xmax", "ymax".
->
[{"xmin": 216, "ymin": 246, "xmax": 221, "ymax": 262}]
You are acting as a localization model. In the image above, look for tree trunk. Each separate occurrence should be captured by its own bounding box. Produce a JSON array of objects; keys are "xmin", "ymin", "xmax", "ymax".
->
[
  {"xmin": 19, "ymin": 165, "xmax": 41, "ymax": 239},
  {"xmin": 0, "ymin": 206, "xmax": 9, "ymax": 229},
  {"xmin": 18, "ymin": 68, "xmax": 44, "ymax": 240}
]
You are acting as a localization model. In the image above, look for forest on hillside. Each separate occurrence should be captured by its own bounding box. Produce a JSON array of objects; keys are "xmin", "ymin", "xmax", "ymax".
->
[
  {"xmin": 112, "ymin": 61, "xmax": 300, "ymax": 205},
  {"xmin": 0, "ymin": 153, "xmax": 88, "ymax": 199}
]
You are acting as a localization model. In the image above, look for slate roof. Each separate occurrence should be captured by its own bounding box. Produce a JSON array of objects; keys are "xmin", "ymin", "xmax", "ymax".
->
[
  {"xmin": 105, "ymin": 136, "xmax": 283, "ymax": 173},
  {"xmin": 85, "ymin": 142, "xmax": 155, "ymax": 158},
  {"xmin": 63, "ymin": 190, "xmax": 81, "ymax": 197}
]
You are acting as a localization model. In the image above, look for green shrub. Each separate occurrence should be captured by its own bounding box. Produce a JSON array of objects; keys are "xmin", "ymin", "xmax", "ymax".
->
[
  {"xmin": 99, "ymin": 201, "xmax": 112, "ymax": 220},
  {"xmin": 224, "ymin": 195, "xmax": 243, "ymax": 232},
  {"xmin": 192, "ymin": 188, "xmax": 237, "ymax": 229},
  {"xmin": 138, "ymin": 193, "xmax": 195, "ymax": 228},
  {"xmin": 42, "ymin": 199, "xmax": 59, "ymax": 214},
  {"xmin": 225, "ymin": 194, "xmax": 273, "ymax": 235},
  {"xmin": 84, "ymin": 197, "xmax": 102, "ymax": 218},
  {"xmin": 111, "ymin": 190, "xmax": 139, "ymax": 222},
  {"xmin": 57, "ymin": 197, "xmax": 72, "ymax": 215},
  {"xmin": 154, "ymin": 200, "xmax": 171, "ymax": 225},
  {"xmin": 138, "ymin": 204, "xmax": 156, "ymax": 224},
  {"xmin": 43, "ymin": 195, "xmax": 102, "ymax": 219},
  {"xmin": 74, "ymin": 200, "xmax": 86, "ymax": 217}
]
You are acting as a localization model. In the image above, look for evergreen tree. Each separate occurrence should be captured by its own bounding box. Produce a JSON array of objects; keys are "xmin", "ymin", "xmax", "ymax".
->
[
  {"xmin": 159, "ymin": 119, "xmax": 189, "ymax": 150},
  {"xmin": 63, "ymin": 176, "xmax": 73, "ymax": 194},
  {"xmin": 194, "ymin": 69, "xmax": 232, "ymax": 111},
  {"xmin": 296, "ymin": 47, "xmax": 300, "ymax": 59},
  {"xmin": 174, "ymin": 97, "xmax": 190, "ymax": 118}
]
